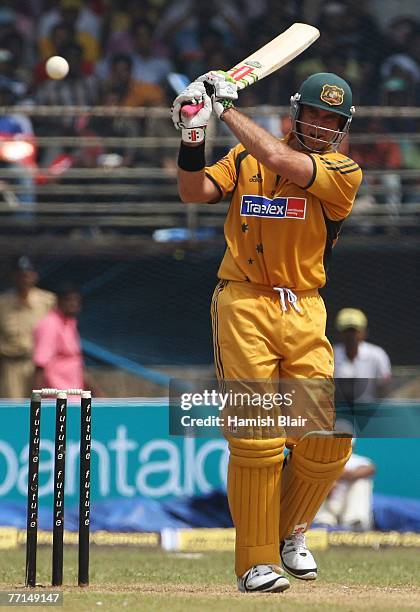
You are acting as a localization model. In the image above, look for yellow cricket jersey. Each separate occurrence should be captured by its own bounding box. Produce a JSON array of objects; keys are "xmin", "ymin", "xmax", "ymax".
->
[{"xmin": 205, "ymin": 141, "xmax": 362, "ymax": 290}]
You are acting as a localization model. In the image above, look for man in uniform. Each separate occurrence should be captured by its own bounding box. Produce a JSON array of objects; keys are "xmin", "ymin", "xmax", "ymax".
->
[
  {"xmin": 172, "ymin": 72, "xmax": 362, "ymax": 593},
  {"xmin": 0, "ymin": 256, "xmax": 55, "ymax": 398}
]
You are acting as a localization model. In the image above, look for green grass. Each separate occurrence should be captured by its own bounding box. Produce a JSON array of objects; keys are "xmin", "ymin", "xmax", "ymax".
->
[{"xmin": 1, "ymin": 547, "xmax": 419, "ymax": 611}]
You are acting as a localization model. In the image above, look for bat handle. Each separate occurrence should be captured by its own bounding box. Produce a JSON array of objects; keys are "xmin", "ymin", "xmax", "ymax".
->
[{"xmin": 181, "ymin": 101, "xmax": 204, "ymax": 118}]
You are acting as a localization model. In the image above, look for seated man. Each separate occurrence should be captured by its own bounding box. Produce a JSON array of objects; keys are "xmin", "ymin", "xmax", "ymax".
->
[{"xmin": 315, "ymin": 443, "xmax": 376, "ymax": 530}]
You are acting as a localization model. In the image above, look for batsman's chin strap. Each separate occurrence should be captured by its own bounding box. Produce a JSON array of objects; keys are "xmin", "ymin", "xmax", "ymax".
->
[{"xmin": 273, "ymin": 287, "xmax": 302, "ymax": 313}]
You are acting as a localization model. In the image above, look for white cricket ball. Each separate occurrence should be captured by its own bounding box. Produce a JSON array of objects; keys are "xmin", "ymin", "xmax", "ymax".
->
[{"xmin": 46, "ymin": 55, "xmax": 69, "ymax": 80}]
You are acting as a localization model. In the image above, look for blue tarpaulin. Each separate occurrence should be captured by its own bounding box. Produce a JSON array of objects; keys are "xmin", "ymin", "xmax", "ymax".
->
[
  {"xmin": 373, "ymin": 494, "xmax": 420, "ymax": 532},
  {"xmin": 1, "ymin": 491, "xmax": 419, "ymax": 532}
]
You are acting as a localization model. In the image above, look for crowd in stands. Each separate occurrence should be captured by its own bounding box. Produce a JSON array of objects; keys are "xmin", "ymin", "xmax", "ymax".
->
[
  {"xmin": 0, "ymin": 0, "xmax": 420, "ymax": 211},
  {"xmin": 0, "ymin": 0, "xmax": 419, "ymax": 106}
]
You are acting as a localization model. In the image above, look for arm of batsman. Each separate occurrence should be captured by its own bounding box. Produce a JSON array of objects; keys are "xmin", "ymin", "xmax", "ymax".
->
[
  {"xmin": 196, "ymin": 71, "xmax": 238, "ymax": 118},
  {"xmin": 171, "ymin": 81, "xmax": 212, "ymax": 130}
]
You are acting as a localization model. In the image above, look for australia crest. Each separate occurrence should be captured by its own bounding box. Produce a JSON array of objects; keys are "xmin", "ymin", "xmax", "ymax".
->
[{"xmin": 320, "ymin": 84, "xmax": 344, "ymax": 106}]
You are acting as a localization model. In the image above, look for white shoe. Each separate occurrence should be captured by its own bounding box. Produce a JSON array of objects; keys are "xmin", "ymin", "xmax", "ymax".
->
[
  {"xmin": 237, "ymin": 564, "xmax": 290, "ymax": 593},
  {"xmin": 281, "ymin": 532, "xmax": 317, "ymax": 580}
]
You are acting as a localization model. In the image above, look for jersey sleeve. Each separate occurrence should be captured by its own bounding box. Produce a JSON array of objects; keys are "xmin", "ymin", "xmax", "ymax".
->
[
  {"xmin": 306, "ymin": 153, "xmax": 363, "ymax": 220},
  {"xmin": 205, "ymin": 144, "xmax": 244, "ymax": 201}
]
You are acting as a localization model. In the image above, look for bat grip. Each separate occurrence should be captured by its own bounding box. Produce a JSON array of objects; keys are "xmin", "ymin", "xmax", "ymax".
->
[
  {"xmin": 181, "ymin": 101, "xmax": 204, "ymax": 118},
  {"xmin": 181, "ymin": 82, "xmax": 213, "ymax": 118}
]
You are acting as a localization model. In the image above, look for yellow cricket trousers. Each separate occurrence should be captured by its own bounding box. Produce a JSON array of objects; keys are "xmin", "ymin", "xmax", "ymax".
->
[{"xmin": 211, "ymin": 280, "xmax": 351, "ymax": 576}]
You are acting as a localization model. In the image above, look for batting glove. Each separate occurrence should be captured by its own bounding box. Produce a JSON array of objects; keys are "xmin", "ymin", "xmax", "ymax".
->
[
  {"xmin": 197, "ymin": 71, "xmax": 238, "ymax": 119},
  {"xmin": 171, "ymin": 81, "xmax": 212, "ymax": 143}
]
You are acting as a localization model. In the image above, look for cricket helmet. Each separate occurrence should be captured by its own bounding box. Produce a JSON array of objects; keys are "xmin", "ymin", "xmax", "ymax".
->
[{"xmin": 290, "ymin": 72, "xmax": 355, "ymax": 151}]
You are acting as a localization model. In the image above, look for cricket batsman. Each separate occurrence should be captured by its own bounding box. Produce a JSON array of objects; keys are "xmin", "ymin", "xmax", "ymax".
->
[{"xmin": 171, "ymin": 71, "xmax": 362, "ymax": 593}]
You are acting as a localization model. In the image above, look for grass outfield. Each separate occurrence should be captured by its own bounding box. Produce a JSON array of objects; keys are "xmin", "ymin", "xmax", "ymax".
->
[{"xmin": 1, "ymin": 547, "xmax": 420, "ymax": 611}]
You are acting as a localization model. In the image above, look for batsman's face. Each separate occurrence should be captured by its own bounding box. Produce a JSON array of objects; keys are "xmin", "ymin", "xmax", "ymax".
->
[{"xmin": 297, "ymin": 105, "xmax": 343, "ymax": 151}]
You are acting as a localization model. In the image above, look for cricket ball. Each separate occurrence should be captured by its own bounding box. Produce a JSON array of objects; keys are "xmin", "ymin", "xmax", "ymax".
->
[{"xmin": 46, "ymin": 56, "xmax": 69, "ymax": 80}]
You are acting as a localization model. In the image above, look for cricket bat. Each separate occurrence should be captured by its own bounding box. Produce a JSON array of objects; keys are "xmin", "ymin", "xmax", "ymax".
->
[{"xmin": 181, "ymin": 22, "xmax": 320, "ymax": 118}]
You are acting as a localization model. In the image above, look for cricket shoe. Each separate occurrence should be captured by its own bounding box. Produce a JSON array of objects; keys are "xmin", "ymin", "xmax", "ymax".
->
[
  {"xmin": 281, "ymin": 532, "xmax": 317, "ymax": 580},
  {"xmin": 237, "ymin": 564, "xmax": 290, "ymax": 593}
]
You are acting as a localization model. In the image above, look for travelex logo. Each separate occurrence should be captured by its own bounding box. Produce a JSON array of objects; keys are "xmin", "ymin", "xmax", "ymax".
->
[{"xmin": 241, "ymin": 195, "xmax": 306, "ymax": 219}]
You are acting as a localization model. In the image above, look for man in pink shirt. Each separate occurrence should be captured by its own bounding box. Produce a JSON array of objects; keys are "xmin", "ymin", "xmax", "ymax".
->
[{"xmin": 33, "ymin": 284, "xmax": 100, "ymax": 394}]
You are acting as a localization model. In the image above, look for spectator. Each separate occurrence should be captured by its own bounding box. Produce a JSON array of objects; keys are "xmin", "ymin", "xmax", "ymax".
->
[
  {"xmin": 50, "ymin": 21, "xmax": 76, "ymax": 53},
  {"xmin": 0, "ymin": 8, "xmax": 19, "ymax": 48},
  {"xmin": 0, "ymin": 79, "xmax": 34, "ymax": 138},
  {"xmin": 380, "ymin": 23, "xmax": 420, "ymax": 107},
  {"xmin": 248, "ymin": 0, "xmax": 302, "ymax": 48},
  {"xmin": 35, "ymin": 40, "xmax": 98, "ymax": 161},
  {"xmin": 103, "ymin": 53, "xmax": 164, "ymax": 107},
  {"xmin": 252, "ymin": 0, "xmax": 313, "ymax": 104},
  {"xmin": 0, "ymin": 256, "xmax": 55, "ymax": 398},
  {"xmin": 77, "ymin": 85, "xmax": 141, "ymax": 186},
  {"xmin": 36, "ymin": 41, "xmax": 98, "ymax": 107},
  {"xmin": 184, "ymin": 28, "xmax": 236, "ymax": 81},
  {"xmin": 0, "ymin": 80, "xmax": 36, "ymax": 209},
  {"xmin": 325, "ymin": 2, "xmax": 384, "ymax": 65},
  {"xmin": 34, "ymin": 22, "xmax": 94, "ymax": 85},
  {"xmin": 405, "ymin": 27, "xmax": 420, "ymax": 104},
  {"xmin": 382, "ymin": 16, "xmax": 419, "ymax": 57},
  {"xmin": 350, "ymin": 117, "xmax": 402, "ymax": 215},
  {"xmin": 0, "ymin": 3, "xmax": 33, "ymax": 45},
  {"xmin": 0, "ymin": 48, "xmax": 27, "ymax": 102},
  {"xmin": 315, "ymin": 440, "xmax": 376, "ymax": 530},
  {"xmin": 132, "ymin": 20, "xmax": 175, "ymax": 85},
  {"xmin": 2, "ymin": 30, "xmax": 32, "ymax": 89},
  {"xmin": 334, "ymin": 308, "xmax": 392, "ymax": 403},
  {"xmin": 96, "ymin": 19, "xmax": 173, "ymax": 85},
  {"xmin": 0, "ymin": 4, "xmax": 34, "ymax": 90},
  {"xmin": 157, "ymin": 2, "xmax": 246, "ymax": 78},
  {"xmin": 103, "ymin": 0, "xmax": 168, "ymax": 58},
  {"xmin": 292, "ymin": 37, "xmax": 330, "ymax": 98},
  {"xmin": 313, "ymin": 2, "xmax": 385, "ymax": 105},
  {"xmin": 398, "ymin": 119, "xmax": 420, "ymax": 201},
  {"xmin": 317, "ymin": 1, "xmax": 348, "ymax": 41},
  {"xmin": 380, "ymin": 56, "xmax": 419, "ymax": 106},
  {"xmin": 322, "ymin": 47, "xmax": 362, "ymax": 103},
  {"xmin": 38, "ymin": 0, "xmax": 101, "ymax": 63},
  {"xmin": 33, "ymin": 283, "xmax": 103, "ymax": 395}
]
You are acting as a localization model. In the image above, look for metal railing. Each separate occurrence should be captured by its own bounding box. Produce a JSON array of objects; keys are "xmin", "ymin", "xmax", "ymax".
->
[{"xmin": 0, "ymin": 105, "xmax": 419, "ymax": 234}]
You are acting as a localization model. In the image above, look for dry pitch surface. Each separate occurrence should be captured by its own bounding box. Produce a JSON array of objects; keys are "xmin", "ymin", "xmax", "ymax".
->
[{"xmin": 1, "ymin": 547, "xmax": 419, "ymax": 611}]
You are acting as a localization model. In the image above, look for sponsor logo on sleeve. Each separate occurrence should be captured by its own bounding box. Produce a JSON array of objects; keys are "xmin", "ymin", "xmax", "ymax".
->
[{"xmin": 240, "ymin": 195, "xmax": 306, "ymax": 219}]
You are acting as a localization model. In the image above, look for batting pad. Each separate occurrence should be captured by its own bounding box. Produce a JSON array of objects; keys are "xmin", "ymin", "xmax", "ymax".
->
[
  {"xmin": 227, "ymin": 436, "xmax": 286, "ymax": 576},
  {"xmin": 279, "ymin": 432, "xmax": 352, "ymax": 541}
]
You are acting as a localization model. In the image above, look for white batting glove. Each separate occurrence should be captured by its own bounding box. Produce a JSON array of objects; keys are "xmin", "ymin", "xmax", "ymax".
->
[
  {"xmin": 171, "ymin": 81, "xmax": 212, "ymax": 143},
  {"xmin": 197, "ymin": 71, "xmax": 238, "ymax": 119}
]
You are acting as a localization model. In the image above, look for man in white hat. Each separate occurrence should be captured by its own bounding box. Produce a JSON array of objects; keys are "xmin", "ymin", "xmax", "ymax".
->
[{"xmin": 334, "ymin": 308, "xmax": 391, "ymax": 403}]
